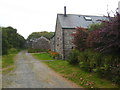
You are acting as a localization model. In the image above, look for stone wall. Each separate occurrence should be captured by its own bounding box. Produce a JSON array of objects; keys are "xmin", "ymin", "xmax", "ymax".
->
[
  {"xmin": 50, "ymin": 37, "xmax": 55, "ymax": 51},
  {"xmin": 63, "ymin": 29, "xmax": 76, "ymax": 59},
  {"xmin": 54, "ymin": 19, "xmax": 76, "ymax": 59},
  {"xmin": 54, "ymin": 16, "xmax": 77, "ymax": 59},
  {"xmin": 54, "ymin": 19, "xmax": 64, "ymax": 59},
  {"xmin": 32, "ymin": 36, "xmax": 50, "ymax": 50}
]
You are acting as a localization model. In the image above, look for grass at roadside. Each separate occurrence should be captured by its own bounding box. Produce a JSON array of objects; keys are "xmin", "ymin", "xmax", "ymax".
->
[
  {"xmin": 44, "ymin": 60, "xmax": 119, "ymax": 88},
  {"xmin": 2, "ymin": 48, "xmax": 20, "ymax": 73},
  {"xmin": 32, "ymin": 53, "xmax": 119, "ymax": 88},
  {"xmin": 2, "ymin": 54, "xmax": 16, "ymax": 73},
  {"xmin": 2, "ymin": 54, "xmax": 16, "ymax": 68},
  {"xmin": 32, "ymin": 52, "xmax": 54, "ymax": 60}
]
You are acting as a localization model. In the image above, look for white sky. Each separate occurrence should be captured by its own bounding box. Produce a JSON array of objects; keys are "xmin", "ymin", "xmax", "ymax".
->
[{"xmin": 0, "ymin": 0, "xmax": 119, "ymax": 39}]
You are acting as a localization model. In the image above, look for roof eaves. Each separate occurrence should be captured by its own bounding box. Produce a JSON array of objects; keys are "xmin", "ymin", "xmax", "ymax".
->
[{"xmin": 62, "ymin": 27, "xmax": 75, "ymax": 29}]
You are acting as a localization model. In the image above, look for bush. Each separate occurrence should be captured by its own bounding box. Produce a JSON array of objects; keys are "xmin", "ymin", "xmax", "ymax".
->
[
  {"xmin": 69, "ymin": 12, "xmax": 120, "ymax": 85},
  {"xmin": 8, "ymin": 48, "xmax": 19, "ymax": 54},
  {"xmin": 78, "ymin": 50, "xmax": 102, "ymax": 72},
  {"xmin": 28, "ymin": 48, "xmax": 48, "ymax": 53},
  {"xmin": 72, "ymin": 27, "xmax": 88, "ymax": 51},
  {"xmin": 48, "ymin": 50, "xmax": 60, "ymax": 59},
  {"xmin": 67, "ymin": 49, "xmax": 79, "ymax": 65},
  {"xmin": 87, "ymin": 12, "xmax": 120, "ymax": 55},
  {"xmin": 2, "ymin": 26, "xmax": 25, "ymax": 55},
  {"xmin": 77, "ymin": 50, "xmax": 120, "ymax": 85}
]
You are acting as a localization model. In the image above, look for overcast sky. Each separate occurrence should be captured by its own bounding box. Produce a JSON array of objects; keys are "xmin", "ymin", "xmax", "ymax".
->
[{"xmin": 0, "ymin": 0, "xmax": 120, "ymax": 39}]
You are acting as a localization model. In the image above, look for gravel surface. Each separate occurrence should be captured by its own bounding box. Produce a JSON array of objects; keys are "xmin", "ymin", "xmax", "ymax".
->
[{"xmin": 2, "ymin": 51, "xmax": 80, "ymax": 88}]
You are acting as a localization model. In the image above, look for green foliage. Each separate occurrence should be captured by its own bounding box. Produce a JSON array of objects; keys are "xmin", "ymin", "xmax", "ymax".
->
[
  {"xmin": 28, "ymin": 48, "xmax": 48, "ymax": 53},
  {"xmin": 26, "ymin": 31, "xmax": 54, "ymax": 48},
  {"xmin": 67, "ymin": 49, "xmax": 79, "ymax": 65},
  {"xmin": 88, "ymin": 23, "xmax": 103, "ymax": 31},
  {"xmin": 70, "ymin": 12, "xmax": 120, "ymax": 85},
  {"xmin": 48, "ymin": 50, "xmax": 60, "ymax": 59},
  {"xmin": 72, "ymin": 27, "xmax": 88, "ymax": 51},
  {"xmin": 44, "ymin": 60, "xmax": 118, "ymax": 88},
  {"xmin": 2, "ymin": 54, "xmax": 16, "ymax": 68},
  {"xmin": 87, "ymin": 12, "xmax": 120, "ymax": 54},
  {"xmin": 8, "ymin": 48, "xmax": 20, "ymax": 54},
  {"xmin": 2, "ymin": 26, "xmax": 26, "ymax": 55},
  {"xmin": 27, "ymin": 31, "xmax": 54, "ymax": 40},
  {"xmin": 67, "ymin": 49, "xmax": 120, "ymax": 85},
  {"xmin": 32, "ymin": 53, "xmax": 54, "ymax": 60},
  {"xmin": 78, "ymin": 50, "xmax": 102, "ymax": 72}
]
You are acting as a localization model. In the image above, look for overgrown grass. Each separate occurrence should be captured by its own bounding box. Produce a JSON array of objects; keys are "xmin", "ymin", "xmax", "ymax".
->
[
  {"xmin": 32, "ymin": 52, "xmax": 54, "ymax": 60},
  {"xmin": 2, "ymin": 54, "xmax": 16, "ymax": 68},
  {"xmin": 31, "ymin": 52, "xmax": 119, "ymax": 88},
  {"xmin": 2, "ymin": 48, "xmax": 20, "ymax": 73},
  {"xmin": 44, "ymin": 60, "xmax": 119, "ymax": 88}
]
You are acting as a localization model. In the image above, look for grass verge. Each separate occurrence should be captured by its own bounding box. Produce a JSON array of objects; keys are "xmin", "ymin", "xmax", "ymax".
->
[
  {"xmin": 2, "ymin": 54, "xmax": 16, "ymax": 68},
  {"xmin": 2, "ymin": 53, "xmax": 17, "ymax": 73},
  {"xmin": 32, "ymin": 53, "xmax": 119, "ymax": 88},
  {"xmin": 44, "ymin": 60, "xmax": 119, "ymax": 88},
  {"xmin": 32, "ymin": 52, "xmax": 54, "ymax": 60}
]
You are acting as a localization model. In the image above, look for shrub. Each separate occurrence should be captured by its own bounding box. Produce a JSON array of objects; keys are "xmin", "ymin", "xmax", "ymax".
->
[
  {"xmin": 48, "ymin": 50, "xmax": 60, "ymax": 59},
  {"xmin": 8, "ymin": 48, "xmax": 19, "ymax": 54},
  {"xmin": 70, "ymin": 12, "xmax": 120, "ymax": 85},
  {"xmin": 67, "ymin": 49, "xmax": 79, "ymax": 65},
  {"xmin": 28, "ymin": 48, "xmax": 48, "ymax": 53},
  {"xmin": 78, "ymin": 50, "xmax": 102, "ymax": 72},
  {"xmin": 72, "ymin": 27, "xmax": 88, "ymax": 51},
  {"xmin": 78, "ymin": 50, "xmax": 120, "ymax": 84},
  {"xmin": 87, "ymin": 12, "xmax": 120, "ymax": 55}
]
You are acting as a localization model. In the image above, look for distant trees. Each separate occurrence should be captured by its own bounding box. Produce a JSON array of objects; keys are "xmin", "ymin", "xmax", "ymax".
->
[
  {"xmin": 26, "ymin": 31, "xmax": 54, "ymax": 48},
  {"xmin": 27, "ymin": 31, "xmax": 54, "ymax": 40},
  {"xmin": 87, "ymin": 12, "xmax": 120, "ymax": 55},
  {"xmin": 1, "ymin": 26, "xmax": 26, "ymax": 55}
]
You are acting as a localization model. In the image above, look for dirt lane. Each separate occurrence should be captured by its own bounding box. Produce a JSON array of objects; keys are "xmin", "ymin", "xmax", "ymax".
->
[{"xmin": 2, "ymin": 51, "xmax": 80, "ymax": 88}]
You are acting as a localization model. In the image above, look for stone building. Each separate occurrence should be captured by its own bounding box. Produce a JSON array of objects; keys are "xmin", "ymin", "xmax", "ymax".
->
[
  {"xmin": 32, "ymin": 36, "xmax": 50, "ymax": 50},
  {"xmin": 50, "ymin": 36, "xmax": 55, "ymax": 51},
  {"xmin": 52, "ymin": 6, "xmax": 108, "ymax": 59}
]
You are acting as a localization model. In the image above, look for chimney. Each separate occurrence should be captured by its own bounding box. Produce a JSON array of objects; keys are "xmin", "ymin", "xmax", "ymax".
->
[
  {"xmin": 118, "ymin": 1, "xmax": 120, "ymax": 13},
  {"xmin": 64, "ymin": 6, "xmax": 67, "ymax": 16}
]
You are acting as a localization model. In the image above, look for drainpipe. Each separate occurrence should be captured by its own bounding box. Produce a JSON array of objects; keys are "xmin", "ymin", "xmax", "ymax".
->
[{"xmin": 62, "ymin": 29, "xmax": 65, "ymax": 59}]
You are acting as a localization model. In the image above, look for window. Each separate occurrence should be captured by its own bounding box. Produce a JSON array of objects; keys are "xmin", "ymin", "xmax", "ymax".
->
[
  {"xmin": 73, "ymin": 31, "xmax": 76, "ymax": 34},
  {"xmin": 84, "ymin": 16, "xmax": 92, "ymax": 21}
]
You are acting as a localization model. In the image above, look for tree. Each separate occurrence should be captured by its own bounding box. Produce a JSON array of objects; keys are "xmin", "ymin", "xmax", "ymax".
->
[
  {"xmin": 87, "ymin": 12, "xmax": 120, "ymax": 55},
  {"xmin": 26, "ymin": 31, "xmax": 54, "ymax": 48},
  {"xmin": 2, "ymin": 26, "xmax": 26, "ymax": 55},
  {"xmin": 72, "ymin": 27, "xmax": 88, "ymax": 51},
  {"xmin": 27, "ymin": 31, "xmax": 54, "ymax": 40}
]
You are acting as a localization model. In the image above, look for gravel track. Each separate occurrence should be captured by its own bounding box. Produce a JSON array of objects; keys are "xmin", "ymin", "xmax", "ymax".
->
[{"xmin": 2, "ymin": 51, "xmax": 80, "ymax": 88}]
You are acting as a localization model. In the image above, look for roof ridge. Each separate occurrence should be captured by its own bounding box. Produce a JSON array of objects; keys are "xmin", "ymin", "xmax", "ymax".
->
[{"xmin": 57, "ymin": 13, "xmax": 106, "ymax": 17}]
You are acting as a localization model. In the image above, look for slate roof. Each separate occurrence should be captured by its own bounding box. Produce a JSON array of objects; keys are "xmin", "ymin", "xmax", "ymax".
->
[
  {"xmin": 33, "ymin": 36, "xmax": 50, "ymax": 43},
  {"xmin": 57, "ymin": 14, "xmax": 108, "ymax": 29}
]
